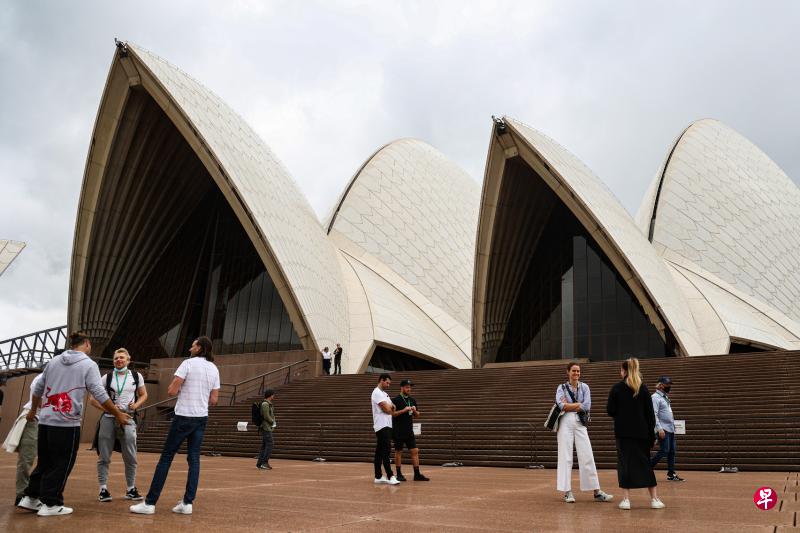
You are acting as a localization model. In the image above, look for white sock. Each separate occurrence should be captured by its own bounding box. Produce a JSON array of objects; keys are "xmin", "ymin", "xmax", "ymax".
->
[
  {"xmin": 128, "ymin": 486, "xmax": 135, "ymax": 491},
  {"xmin": 100, "ymin": 485, "xmax": 107, "ymax": 491}
]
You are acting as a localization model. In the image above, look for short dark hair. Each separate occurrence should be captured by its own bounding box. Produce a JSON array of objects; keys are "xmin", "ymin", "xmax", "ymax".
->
[
  {"xmin": 193, "ymin": 336, "xmax": 214, "ymax": 362},
  {"xmin": 264, "ymin": 388, "xmax": 275, "ymax": 399},
  {"xmin": 566, "ymin": 361, "xmax": 580, "ymax": 372},
  {"xmin": 68, "ymin": 331, "xmax": 89, "ymax": 348},
  {"xmin": 378, "ymin": 373, "xmax": 391, "ymax": 383}
]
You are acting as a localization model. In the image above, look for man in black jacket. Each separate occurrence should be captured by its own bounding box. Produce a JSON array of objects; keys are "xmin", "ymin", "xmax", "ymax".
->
[{"xmin": 392, "ymin": 380, "xmax": 429, "ymax": 482}]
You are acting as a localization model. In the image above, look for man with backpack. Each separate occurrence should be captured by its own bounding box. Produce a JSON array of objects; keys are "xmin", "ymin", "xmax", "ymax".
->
[
  {"xmin": 254, "ymin": 389, "xmax": 276, "ymax": 470},
  {"xmin": 89, "ymin": 348, "xmax": 147, "ymax": 502}
]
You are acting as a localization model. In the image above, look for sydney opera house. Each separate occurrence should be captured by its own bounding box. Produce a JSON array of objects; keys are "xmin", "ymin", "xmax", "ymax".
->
[{"xmin": 68, "ymin": 41, "xmax": 800, "ymax": 374}]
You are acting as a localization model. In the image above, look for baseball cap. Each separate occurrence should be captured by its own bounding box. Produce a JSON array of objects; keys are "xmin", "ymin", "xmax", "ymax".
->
[
  {"xmin": 657, "ymin": 376, "xmax": 672, "ymax": 385},
  {"xmin": 400, "ymin": 379, "xmax": 413, "ymax": 386}
]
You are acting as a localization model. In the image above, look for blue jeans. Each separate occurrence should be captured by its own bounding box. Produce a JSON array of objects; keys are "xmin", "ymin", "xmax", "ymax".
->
[
  {"xmin": 257, "ymin": 430, "xmax": 273, "ymax": 466},
  {"xmin": 650, "ymin": 431, "xmax": 676, "ymax": 475},
  {"xmin": 145, "ymin": 415, "xmax": 207, "ymax": 505}
]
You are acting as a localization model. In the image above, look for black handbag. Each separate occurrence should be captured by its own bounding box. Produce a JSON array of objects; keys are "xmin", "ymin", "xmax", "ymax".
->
[{"xmin": 544, "ymin": 402, "xmax": 562, "ymax": 432}]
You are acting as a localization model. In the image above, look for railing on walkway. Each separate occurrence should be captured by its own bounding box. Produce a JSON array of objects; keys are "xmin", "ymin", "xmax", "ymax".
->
[
  {"xmin": 218, "ymin": 359, "xmax": 310, "ymax": 406},
  {"xmin": 0, "ymin": 325, "xmax": 67, "ymax": 370},
  {"xmin": 136, "ymin": 396, "xmax": 178, "ymax": 432}
]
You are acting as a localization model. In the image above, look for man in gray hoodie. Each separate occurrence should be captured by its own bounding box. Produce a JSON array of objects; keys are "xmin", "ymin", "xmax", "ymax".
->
[{"xmin": 17, "ymin": 332, "xmax": 132, "ymax": 517}]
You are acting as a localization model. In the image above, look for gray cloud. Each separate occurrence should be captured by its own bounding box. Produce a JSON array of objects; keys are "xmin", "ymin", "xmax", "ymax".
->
[{"xmin": 1, "ymin": 0, "xmax": 798, "ymax": 339}]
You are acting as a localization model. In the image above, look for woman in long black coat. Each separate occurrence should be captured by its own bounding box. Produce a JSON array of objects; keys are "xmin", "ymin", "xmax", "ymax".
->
[{"xmin": 606, "ymin": 357, "xmax": 665, "ymax": 510}]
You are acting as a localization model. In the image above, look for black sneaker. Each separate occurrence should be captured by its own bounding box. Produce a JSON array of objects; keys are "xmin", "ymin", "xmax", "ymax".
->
[
  {"xmin": 125, "ymin": 487, "xmax": 143, "ymax": 501},
  {"xmin": 257, "ymin": 464, "xmax": 268, "ymax": 470},
  {"xmin": 264, "ymin": 463, "xmax": 273, "ymax": 470},
  {"xmin": 98, "ymin": 488, "xmax": 112, "ymax": 502},
  {"xmin": 15, "ymin": 495, "xmax": 21, "ymax": 506},
  {"xmin": 667, "ymin": 473, "xmax": 685, "ymax": 482},
  {"xmin": 395, "ymin": 473, "xmax": 407, "ymax": 482},
  {"xmin": 413, "ymin": 473, "xmax": 430, "ymax": 481}
]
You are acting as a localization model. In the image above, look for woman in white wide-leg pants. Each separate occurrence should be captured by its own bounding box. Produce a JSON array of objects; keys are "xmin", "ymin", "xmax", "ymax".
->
[{"xmin": 556, "ymin": 362, "xmax": 613, "ymax": 504}]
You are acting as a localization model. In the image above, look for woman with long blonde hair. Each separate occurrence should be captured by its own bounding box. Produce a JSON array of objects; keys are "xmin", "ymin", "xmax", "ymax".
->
[{"xmin": 606, "ymin": 358, "xmax": 664, "ymax": 510}]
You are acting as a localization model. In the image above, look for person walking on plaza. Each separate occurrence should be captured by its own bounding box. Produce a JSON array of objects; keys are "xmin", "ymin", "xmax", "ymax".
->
[
  {"xmin": 650, "ymin": 376, "xmax": 685, "ymax": 482},
  {"xmin": 606, "ymin": 357, "xmax": 664, "ymax": 510},
  {"xmin": 89, "ymin": 348, "xmax": 148, "ymax": 502},
  {"xmin": 333, "ymin": 343, "xmax": 343, "ymax": 375},
  {"xmin": 256, "ymin": 389, "xmax": 276, "ymax": 470},
  {"xmin": 18, "ymin": 332, "xmax": 132, "ymax": 517},
  {"xmin": 130, "ymin": 336, "xmax": 220, "ymax": 516},
  {"xmin": 372, "ymin": 373, "xmax": 400, "ymax": 485},
  {"xmin": 3, "ymin": 372, "xmax": 44, "ymax": 505},
  {"xmin": 321, "ymin": 347, "xmax": 332, "ymax": 375},
  {"xmin": 556, "ymin": 362, "xmax": 613, "ymax": 503},
  {"xmin": 392, "ymin": 379, "xmax": 430, "ymax": 482}
]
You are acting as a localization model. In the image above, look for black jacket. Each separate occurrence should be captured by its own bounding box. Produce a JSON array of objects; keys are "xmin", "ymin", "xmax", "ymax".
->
[{"xmin": 606, "ymin": 380, "xmax": 656, "ymax": 441}]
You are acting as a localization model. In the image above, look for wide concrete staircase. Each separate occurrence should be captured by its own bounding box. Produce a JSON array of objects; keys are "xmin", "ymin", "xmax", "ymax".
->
[{"xmin": 137, "ymin": 352, "xmax": 800, "ymax": 471}]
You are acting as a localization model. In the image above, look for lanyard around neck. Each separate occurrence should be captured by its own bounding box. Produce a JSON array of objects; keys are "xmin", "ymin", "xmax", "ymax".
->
[{"xmin": 115, "ymin": 371, "xmax": 129, "ymax": 397}]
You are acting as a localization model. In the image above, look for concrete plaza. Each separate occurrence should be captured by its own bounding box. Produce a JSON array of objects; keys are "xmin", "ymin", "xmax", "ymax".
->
[{"xmin": 0, "ymin": 450, "xmax": 793, "ymax": 532}]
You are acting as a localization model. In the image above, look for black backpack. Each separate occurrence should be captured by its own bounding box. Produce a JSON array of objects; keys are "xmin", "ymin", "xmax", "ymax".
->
[
  {"xmin": 252, "ymin": 401, "xmax": 265, "ymax": 426},
  {"xmin": 105, "ymin": 370, "xmax": 141, "ymax": 405}
]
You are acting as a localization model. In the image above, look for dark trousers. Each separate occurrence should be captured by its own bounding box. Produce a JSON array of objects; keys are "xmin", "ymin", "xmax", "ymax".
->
[
  {"xmin": 323, "ymin": 359, "xmax": 331, "ymax": 375},
  {"xmin": 145, "ymin": 415, "xmax": 207, "ymax": 506},
  {"xmin": 334, "ymin": 356, "xmax": 342, "ymax": 375},
  {"xmin": 257, "ymin": 430, "xmax": 274, "ymax": 466},
  {"xmin": 25, "ymin": 425, "xmax": 81, "ymax": 506},
  {"xmin": 374, "ymin": 427, "xmax": 393, "ymax": 479},
  {"xmin": 650, "ymin": 431, "xmax": 676, "ymax": 474}
]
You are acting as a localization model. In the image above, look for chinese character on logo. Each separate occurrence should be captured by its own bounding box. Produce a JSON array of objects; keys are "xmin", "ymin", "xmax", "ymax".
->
[{"xmin": 753, "ymin": 486, "xmax": 778, "ymax": 510}]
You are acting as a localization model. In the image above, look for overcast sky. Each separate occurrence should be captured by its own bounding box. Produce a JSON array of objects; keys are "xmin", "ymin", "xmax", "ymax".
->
[{"xmin": 1, "ymin": 0, "xmax": 799, "ymax": 340}]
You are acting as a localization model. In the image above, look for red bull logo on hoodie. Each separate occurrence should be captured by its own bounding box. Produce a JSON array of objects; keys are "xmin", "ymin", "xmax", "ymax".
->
[{"xmin": 42, "ymin": 386, "xmax": 84, "ymax": 421}]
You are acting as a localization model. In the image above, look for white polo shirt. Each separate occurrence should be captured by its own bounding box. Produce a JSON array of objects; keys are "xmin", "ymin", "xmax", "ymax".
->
[
  {"xmin": 173, "ymin": 357, "xmax": 220, "ymax": 417},
  {"xmin": 371, "ymin": 386, "xmax": 393, "ymax": 432}
]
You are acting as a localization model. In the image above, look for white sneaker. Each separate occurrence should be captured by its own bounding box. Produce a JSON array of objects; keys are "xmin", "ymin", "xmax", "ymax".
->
[
  {"xmin": 387, "ymin": 476, "xmax": 401, "ymax": 485},
  {"xmin": 374, "ymin": 476, "xmax": 389, "ymax": 484},
  {"xmin": 618, "ymin": 498, "xmax": 631, "ymax": 510},
  {"xmin": 564, "ymin": 491, "xmax": 575, "ymax": 503},
  {"xmin": 594, "ymin": 490, "xmax": 614, "ymax": 502},
  {"xmin": 172, "ymin": 501, "xmax": 193, "ymax": 514},
  {"xmin": 651, "ymin": 498, "xmax": 666, "ymax": 509},
  {"xmin": 37, "ymin": 505, "xmax": 73, "ymax": 516},
  {"xmin": 17, "ymin": 496, "xmax": 42, "ymax": 511},
  {"xmin": 130, "ymin": 502, "xmax": 156, "ymax": 514}
]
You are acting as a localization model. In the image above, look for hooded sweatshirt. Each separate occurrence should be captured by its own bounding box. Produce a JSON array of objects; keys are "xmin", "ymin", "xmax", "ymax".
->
[{"xmin": 32, "ymin": 350, "xmax": 110, "ymax": 427}]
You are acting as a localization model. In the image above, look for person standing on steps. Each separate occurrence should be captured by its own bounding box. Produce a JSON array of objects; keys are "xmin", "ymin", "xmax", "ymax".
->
[
  {"xmin": 256, "ymin": 389, "xmax": 276, "ymax": 470},
  {"xmin": 333, "ymin": 343, "xmax": 343, "ymax": 375},
  {"xmin": 130, "ymin": 336, "xmax": 220, "ymax": 516},
  {"xmin": 17, "ymin": 332, "xmax": 132, "ymax": 517},
  {"xmin": 392, "ymin": 379, "xmax": 429, "ymax": 482},
  {"xmin": 89, "ymin": 348, "xmax": 148, "ymax": 503},
  {"xmin": 556, "ymin": 362, "xmax": 612, "ymax": 503},
  {"xmin": 321, "ymin": 347, "xmax": 332, "ymax": 375},
  {"xmin": 607, "ymin": 357, "xmax": 664, "ymax": 511},
  {"xmin": 371, "ymin": 373, "xmax": 400, "ymax": 485},
  {"xmin": 650, "ymin": 376, "xmax": 685, "ymax": 482}
]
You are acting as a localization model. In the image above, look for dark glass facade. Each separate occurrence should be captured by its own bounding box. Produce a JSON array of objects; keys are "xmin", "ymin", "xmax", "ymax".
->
[
  {"xmin": 494, "ymin": 200, "xmax": 674, "ymax": 363},
  {"xmin": 106, "ymin": 187, "xmax": 302, "ymax": 360},
  {"xmin": 366, "ymin": 346, "xmax": 446, "ymax": 374}
]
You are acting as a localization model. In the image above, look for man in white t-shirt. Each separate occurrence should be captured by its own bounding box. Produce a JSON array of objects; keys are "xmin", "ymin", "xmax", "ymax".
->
[
  {"xmin": 89, "ymin": 348, "xmax": 147, "ymax": 503},
  {"xmin": 321, "ymin": 347, "xmax": 332, "ymax": 375},
  {"xmin": 131, "ymin": 336, "xmax": 220, "ymax": 516},
  {"xmin": 371, "ymin": 373, "xmax": 400, "ymax": 485}
]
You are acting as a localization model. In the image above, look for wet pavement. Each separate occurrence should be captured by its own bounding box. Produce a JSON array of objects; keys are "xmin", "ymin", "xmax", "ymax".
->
[{"xmin": 0, "ymin": 449, "xmax": 793, "ymax": 532}]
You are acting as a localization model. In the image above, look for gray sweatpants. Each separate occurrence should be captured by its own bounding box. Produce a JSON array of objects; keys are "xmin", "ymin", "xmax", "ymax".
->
[
  {"xmin": 16, "ymin": 419, "xmax": 38, "ymax": 497},
  {"xmin": 97, "ymin": 415, "xmax": 138, "ymax": 488}
]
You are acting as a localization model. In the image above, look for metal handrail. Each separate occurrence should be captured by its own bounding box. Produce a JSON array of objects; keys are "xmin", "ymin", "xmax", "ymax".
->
[
  {"xmin": 136, "ymin": 396, "xmax": 178, "ymax": 431},
  {"xmin": 219, "ymin": 359, "xmax": 309, "ymax": 405},
  {"xmin": 0, "ymin": 325, "xmax": 67, "ymax": 370},
  {"xmin": 711, "ymin": 416, "xmax": 800, "ymax": 473}
]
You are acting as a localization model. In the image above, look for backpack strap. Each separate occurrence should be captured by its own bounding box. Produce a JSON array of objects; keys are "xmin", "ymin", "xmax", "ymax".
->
[
  {"xmin": 105, "ymin": 372, "xmax": 114, "ymax": 400},
  {"xmin": 132, "ymin": 371, "xmax": 140, "ymax": 402}
]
